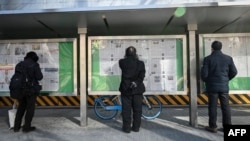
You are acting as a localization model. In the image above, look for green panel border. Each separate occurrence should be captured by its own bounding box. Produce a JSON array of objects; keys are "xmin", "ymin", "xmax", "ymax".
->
[
  {"xmin": 59, "ymin": 42, "xmax": 74, "ymax": 92},
  {"xmin": 201, "ymin": 35, "xmax": 250, "ymax": 91},
  {"xmin": 90, "ymin": 38, "xmax": 185, "ymax": 92},
  {"xmin": 91, "ymin": 44, "xmax": 121, "ymax": 91}
]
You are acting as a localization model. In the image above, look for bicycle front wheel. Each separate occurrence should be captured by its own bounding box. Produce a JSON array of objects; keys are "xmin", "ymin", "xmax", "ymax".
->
[
  {"xmin": 142, "ymin": 95, "xmax": 162, "ymax": 120},
  {"xmin": 94, "ymin": 96, "xmax": 119, "ymax": 120}
]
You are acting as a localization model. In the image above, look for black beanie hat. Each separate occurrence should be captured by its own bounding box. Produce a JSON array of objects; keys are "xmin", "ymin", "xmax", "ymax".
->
[
  {"xmin": 25, "ymin": 51, "xmax": 39, "ymax": 62},
  {"xmin": 211, "ymin": 41, "xmax": 222, "ymax": 50},
  {"xmin": 125, "ymin": 46, "xmax": 137, "ymax": 57}
]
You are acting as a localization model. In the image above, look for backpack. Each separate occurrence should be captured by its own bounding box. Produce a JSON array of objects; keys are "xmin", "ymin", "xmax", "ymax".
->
[{"xmin": 9, "ymin": 61, "xmax": 31, "ymax": 99}]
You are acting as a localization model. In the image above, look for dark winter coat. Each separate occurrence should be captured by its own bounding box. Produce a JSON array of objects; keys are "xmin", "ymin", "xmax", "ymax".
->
[
  {"xmin": 201, "ymin": 50, "xmax": 237, "ymax": 93},
  {"xmin": 119, "ymin": 56, "xmax": 146, "ymax": 95},
  {"xmin": 15, "ymin": 58, "xmax": 43, "ymax": 93}
]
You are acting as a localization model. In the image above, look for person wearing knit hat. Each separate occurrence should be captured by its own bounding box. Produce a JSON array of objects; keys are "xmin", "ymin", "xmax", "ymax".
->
[
  {"xmin": 13, "ymin": 51, "xmax": 43, "ymax": 133},
  {"xmin": 119, "ymin": 46, "xmax": 146, "ymax": 133}
]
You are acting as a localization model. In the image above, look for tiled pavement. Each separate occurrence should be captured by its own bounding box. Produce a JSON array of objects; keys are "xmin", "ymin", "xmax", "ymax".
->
[{"xmin": 0, "ymin": 106, "xmax": 249, "ymax": 141}]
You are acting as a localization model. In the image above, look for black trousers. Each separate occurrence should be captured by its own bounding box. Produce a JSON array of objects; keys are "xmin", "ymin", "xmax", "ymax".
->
[
  {"xmin": 207, "ymin": 92, "xmax": 231, "ymax": 128},
  {"xmin": 14, "ymin": 93, "xmax": 37, "ymax": 129},
  {"xmin": 121, "ymin": 94, "xmax": 142, "ymax": 130}
]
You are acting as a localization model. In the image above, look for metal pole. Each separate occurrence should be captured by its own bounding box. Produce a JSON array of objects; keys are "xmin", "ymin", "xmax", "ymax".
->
[
  {"xmin": 78, "ymin": 28, "xmax": 87, "ymax": 127},
  {"xmin": 187, "ymin": 24, "xmax": 198, "ymax": 127}
]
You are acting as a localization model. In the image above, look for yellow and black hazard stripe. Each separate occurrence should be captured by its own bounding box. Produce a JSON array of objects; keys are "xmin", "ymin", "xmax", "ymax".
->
[
  {"xmin": 198, "ymin": 94, "xmax": 250, "ymax": 105},
  {"xmin": 36, "ymin": 96, "xmax": 80, "ymax": 106},
  {"xmin": 88, "ymin": 94, "xmax": 250, "ymax": 106},
  {"xmin": 0, "ymin": 96, "xmax": 81, "ymax": 107},
  {"xmin": 0, "ymin": 94, "xmax": 249, "ymax": 107}
]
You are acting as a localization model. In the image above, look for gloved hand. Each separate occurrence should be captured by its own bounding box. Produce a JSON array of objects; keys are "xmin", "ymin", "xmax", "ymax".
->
[{"xmin": 130, "ymin": 81, "xmax": 137, "ymax": 89}]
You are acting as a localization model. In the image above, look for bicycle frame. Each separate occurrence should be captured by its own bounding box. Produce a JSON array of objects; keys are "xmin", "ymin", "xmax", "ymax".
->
[
  {"xmin": 142, "ymin": 95, "xmax": 152, "ymax": 109},
  {"xmin": 95, "ymin": 95, "xmax": 122, "ymax": 110},
  {"xmin": 94, "ymin": 95, "xmax": 161, "ymax": 120},
  {"xmin": 95, "ymin": 95, "xmax": 153, "ymax": 110}
]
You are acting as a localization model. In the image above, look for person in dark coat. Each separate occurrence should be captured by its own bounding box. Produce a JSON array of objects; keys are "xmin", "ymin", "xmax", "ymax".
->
[
  {"xmin": 14, "ymin": 51, "xmax": 43, "ymax": 133},
  {"xmin": 119, "ymin": 46, "xmax": 146, "ymax": 133},
  {"xmin": 201, "ymin": 41, "xmax": 237, "ymax": 133}
]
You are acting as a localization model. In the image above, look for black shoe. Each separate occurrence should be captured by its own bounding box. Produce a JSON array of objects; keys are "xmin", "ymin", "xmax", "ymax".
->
[
  {"xmin": 218, "ymin": 128, "xmax": 224, "ymax": 132},
  {"xmin": 132, "ymin": 127, "xmax": 139, "ymax": 132},
  {"xmin": 23, "ymin": 126, "xmax": 36, "ymax": 133},
  {"xmin": 122, "ymin": 127, "xmax": 131, "ymax": 133},
  {"xmin": 205, "ymin": 126, "xmax": 217, "ymax": 133},
  {"xmin": 13, "ymin": 127, "xmax": 20, "ymax": 132}
]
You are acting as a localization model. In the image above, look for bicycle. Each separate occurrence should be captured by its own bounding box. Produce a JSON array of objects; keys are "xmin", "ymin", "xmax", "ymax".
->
[{"xmin": 94, "ymin": 95, "xmax": 162, "ymax": 120}]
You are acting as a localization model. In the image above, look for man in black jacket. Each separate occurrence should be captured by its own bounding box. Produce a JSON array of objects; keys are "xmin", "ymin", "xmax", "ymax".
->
[
  {"xmin": 119, "ymin": 46, "xmax": 146, "ymax": 133},
  {"xmin": 14, "ymin": 51, "xmax": 43, "ymax": 133},
  {"xmin": 201, "ymin": 41, "xmax": 237, "ymax": 133}
]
